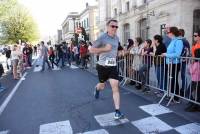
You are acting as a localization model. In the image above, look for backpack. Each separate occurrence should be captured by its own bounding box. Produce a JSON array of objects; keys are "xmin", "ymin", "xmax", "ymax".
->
[
  {"xmin": 180, "ymin": 38, "xmax": 190, "ymax": 57},
  {"xmin": 175, "ymin": 38, "xmax": 190, "ymax": 57}
]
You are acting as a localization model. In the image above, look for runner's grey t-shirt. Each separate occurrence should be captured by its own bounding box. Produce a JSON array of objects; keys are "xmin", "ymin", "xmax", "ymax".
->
[{"xmin": 93, "ymin": 33, "xmax": 119, "ymax": 66}]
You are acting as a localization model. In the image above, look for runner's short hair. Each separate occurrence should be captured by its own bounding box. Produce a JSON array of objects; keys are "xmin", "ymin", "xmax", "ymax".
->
[{"xmin": 106, "ymin": 19, "xmax": 118, "ymax": 26}]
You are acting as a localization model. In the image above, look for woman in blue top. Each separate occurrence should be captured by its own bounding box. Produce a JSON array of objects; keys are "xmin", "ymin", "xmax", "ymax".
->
[{"xmin": 161, "ymin": 27, "xmax": 183, "ymax": 102}]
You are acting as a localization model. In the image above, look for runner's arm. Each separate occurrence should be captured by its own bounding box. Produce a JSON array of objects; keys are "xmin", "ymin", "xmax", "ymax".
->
[{"xmin": 89, "ymin": 44, "xmax": 112, "ymax": 54}]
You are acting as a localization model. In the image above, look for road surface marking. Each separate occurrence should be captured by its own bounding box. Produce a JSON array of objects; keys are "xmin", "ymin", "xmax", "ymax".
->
[
  {"xmin": 33, "ymin": 66, "xmax": 42, "ymax": 72},
  {"xmin": 39, "ymin": 120, "xmax": 73, "ymax": 134},
  {"xmin": 0, "ymin": 72, "xmax": 27, "ymax": 116},
  {"xmin": 70, "ymin": 65, "xmax": 79, "ymax": 69},
  {"xmin": 131, "ymin": 116, "xmax": 172, "ymax": 134},
  {"xmin": 175, "ymin": 123, "xmax": 200, "ymax": 134},
  {"xmin": 78, "ymin": 129, "xmax": 109, "ymax": 134},
  {"xmin": 0, "ymin": 130, "xmax": 9, "ymax": 134},
  {"xmin": 94, "ymin": 112, "xmax": 129, "ymax": 127},
  {"xmin": 139, "ymin": 104, "xmax": 172, "ymax": 116}
]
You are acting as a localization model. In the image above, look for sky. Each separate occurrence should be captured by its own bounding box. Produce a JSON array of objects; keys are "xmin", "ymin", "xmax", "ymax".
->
[{"xmin": 18, "ymin": 0, "xmax": 97, "ymax": 39}]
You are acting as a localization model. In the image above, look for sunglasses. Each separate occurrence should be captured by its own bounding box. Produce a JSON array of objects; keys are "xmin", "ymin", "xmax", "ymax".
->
[
  {"xmin": 194, "ymin": 35, "xmax": 198, "ymax": 37},
  {"xmin": 110, "ymin": 25, "xmax": 118, "ymax": 29}
]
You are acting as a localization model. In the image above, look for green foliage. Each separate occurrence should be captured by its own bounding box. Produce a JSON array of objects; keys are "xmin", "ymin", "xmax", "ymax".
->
[
  {"xmin": 0, "ymin": 1, "xmax": 39, "ymax": 44},
  {"xmin": 0, "ymin": 0, "xmax": 17, "ymax": 17}
]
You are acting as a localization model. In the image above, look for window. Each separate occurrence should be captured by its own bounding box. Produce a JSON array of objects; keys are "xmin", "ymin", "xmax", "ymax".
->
[
  {"xmin": 76, "ymin": 22, "xmax": 79, "ymax": 28},
  {"xmin": 82, "ymin": 21, "xmax": 84, "ymax": 27},
  {"xmin": 114, "ymin": 8, "xmax": 117, "ymax": 16},
  {"xmin": 193, "ymin": 9, "xmax": 200, "ymax": 33},
  {"xmin": 95, "ymin": 16, "xmax": 99, "ymax": 25},
  {"xmin": 139, "ymin": 18, "xmax": 148, "ymax": 40},
  {"xmin": 87, "ymin": 18, "xmax": 89, "ymax": 28},
  {"xmin": 126, "ymin": 1, "xmax": 130, "ymax": 12},
  {"xmin": 84, "ymin": 20, "xmax": 86, "ymax": 28},
  {"xmin": 193, "ymin": 9, "xmax": 200, "ymax": 42},
  {"xmin": 123, "ymin": 23, "xmax": 130, "ymax": 44}
]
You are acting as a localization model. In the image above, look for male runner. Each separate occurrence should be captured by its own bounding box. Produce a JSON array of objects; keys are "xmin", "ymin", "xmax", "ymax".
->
[{"xmin": 89, "ymin": 19, "xmax": 124, "ymax": 119}]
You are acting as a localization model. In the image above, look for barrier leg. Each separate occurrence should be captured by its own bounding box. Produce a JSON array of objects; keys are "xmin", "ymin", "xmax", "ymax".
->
[
  {"xmin": 167, "ymin": 95, "xmax": 174, "ymax": 106},
  {"xmin": 159, "ymin": 92, "xmax": 167, "ymax": 104}
]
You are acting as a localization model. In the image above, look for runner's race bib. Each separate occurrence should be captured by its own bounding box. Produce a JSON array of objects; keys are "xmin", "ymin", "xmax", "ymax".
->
[{"xmin": 105, "ymin": 58, "xmax": 116, "ymax": 66}]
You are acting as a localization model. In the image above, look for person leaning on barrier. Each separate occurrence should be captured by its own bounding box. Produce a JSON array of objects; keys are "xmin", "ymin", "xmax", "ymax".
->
[
  {"xmin": 161, "ymin": 27, "xmax": 183, "ymax": 103},
  {"xmin": 151, "ymin": 35, "xmax": 167, "ymax": 93},
  {"xmin": 130, "ymin": 37, "xmax": 144, "ymax": 89},
  {"xmin": 179, "ymin": 29, "xmax": 191, "ymax": 93},
  {"xmin": 138, "ymin": 39, "xmax": 153, "ymax": 93}
]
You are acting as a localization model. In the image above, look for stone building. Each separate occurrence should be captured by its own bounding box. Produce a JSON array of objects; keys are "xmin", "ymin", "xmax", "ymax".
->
[
  {"xmin": 61, "ymin": 12, "xmax": 79, "ymax": 43},
  {"xmin": 61, "ymin": 3, "xmax": 99, "ymax": 43},
  {"xmin": 79, "ymin": 3, "xmax": 99, "ymax": 42},
  {"xmin": 97, "ymin": 0, "xmax": 200, "ymax": 45}
]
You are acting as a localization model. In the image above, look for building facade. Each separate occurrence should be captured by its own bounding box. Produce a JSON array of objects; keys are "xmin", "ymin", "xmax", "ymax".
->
[
  {"xmin": 98, "ymin": 0, "xmax": 200, "ymax": 45},
  {"xmin": 79, "ymin": 4, "xmax": 99, "ymax": 42},
  {"xmin": 61, "ymin": 12, "xmax": 79, "ymax": 43}
]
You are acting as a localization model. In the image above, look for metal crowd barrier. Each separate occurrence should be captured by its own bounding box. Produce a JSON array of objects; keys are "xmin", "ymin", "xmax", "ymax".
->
[{"xmin": 117, "ymin": 54, "xmax": 200, "ymax": 106}]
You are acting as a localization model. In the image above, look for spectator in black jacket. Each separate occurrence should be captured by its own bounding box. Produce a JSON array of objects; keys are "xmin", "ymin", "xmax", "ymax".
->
[
  {"xmin": 0, "ymin": 63, "xmax": 6, "ymax": 92},
  {"xmin": 5, "ymin": 46, "xmax": 11, "ymax": 70}
]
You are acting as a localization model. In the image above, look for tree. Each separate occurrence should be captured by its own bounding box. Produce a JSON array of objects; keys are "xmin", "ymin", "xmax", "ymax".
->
[
  {"xmin": 0, "ymin": 0, "xmax": 17, "ymax": 18},
  {"xmin": 0, "ymin": 4, "xmax": 39, "ymax": 44}
]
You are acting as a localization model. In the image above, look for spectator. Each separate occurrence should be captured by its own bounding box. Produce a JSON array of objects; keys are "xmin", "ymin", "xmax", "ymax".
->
[
  {"xmin": 130, "ymin": 37, "xmax": 143, "ymax": 89},
  {"xmin": 80, "ymin": 41, "xmax": 88, "ymax": 69},
  {"xmin": 161, "ymin": 27, "xmax": 183, "ymax": 103},
  {"xmin": 56, "ymin": 44, "xmax": 65, "ymax": 67},
  {"xmin": 0, "ymin": 63, "xmax": 6, "ymax": 92},
  {"xmin": 48, "ymin": 47, "xmax": 58, "ymax": 69},
  {"xmin": 40, "ymin": 41, "xmax": 51, "ymax": 71},
  {"xmin": 163, "ymin": 25, "xmax": 171, "ymax": 48},
  {"xmin": 151, "ymin": 35, "xmax": 167, "ymax": 95},
  {"xmin": 73, "ymin": 45, "xmax": 80, "ymax": 65},
  {"xmin": 138, "ymin": 39, "xmax": 153, "ymax": 92},
  {"xmin": 34, "ymin": 45, "xmax": 37, "ymax": 56},
  {"xmin": 5, "ymin": 46, "xmax": 11, "ymax": 70},
  {"xmin": 11, "ymin": 45, "xmax": 21, "ymax": 80},
  {"xmin": 22, "ymin": 43, "xmax": 30, "ymax": 68},
  {"xmin": 28, "ymin": 44, "xmax": 33, "ymax": 67},
  {"xmin": 179, "ymin": 29, "xmax": 190, "ymax": 93},
  {"xmin": 125, "ymin": 39, "xmax": 134, "ymax": 81},
  {"xmin": 192, "ymin": 30, "xmax": 200, "ymax": 57}
]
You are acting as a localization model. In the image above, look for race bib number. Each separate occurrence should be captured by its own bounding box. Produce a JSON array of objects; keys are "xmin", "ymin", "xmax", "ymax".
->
[{"xmin": 105, "ymin": 58, "xmax": 116, "ymax": 66}]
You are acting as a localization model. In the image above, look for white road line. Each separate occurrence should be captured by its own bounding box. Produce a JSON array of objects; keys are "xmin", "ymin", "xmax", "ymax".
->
[
  {"xmin": 39, "ymin": 120, "xmax": 73, "ymax": 134},
  {"xmin": 78, "ymin": 129, "xmax": 109, "ymax": 134},
  {"xmin": 175, "ymin": 123, "xmax": 200, "ymax": 134},
  {"xmin": 0, "ymin": 130, "xmax": 9, "ymax": 134},
  {"xmin": 70, "ymin": 65, "xmax": 79, "ymax": 69},
  {"xmin": 33, "ymin": 66, "xmax": 42, "ymax": 72},
  {"xmin": 139, "ymin": 104, "xmax": 172, "ymax": 116},
  {"xmin": 94, "ymin": 112, "xmax": 129, "ymax": 127},
  {"xmin": 131, "ymin": 116, "xmax": 173, "ymax": 134},
  {"xmin": 0, "ymin": 72, "xmax": 28, "ymax": 116}
]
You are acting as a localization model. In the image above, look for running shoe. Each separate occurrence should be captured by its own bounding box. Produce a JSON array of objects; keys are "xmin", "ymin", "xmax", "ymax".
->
[
  {"xmin": 94, "ymin": 88, "xmax": 100, "ymax": 99},
  {"xmin": 114, "ymin": 111, "xmax": 124, "ymax": 119}
]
